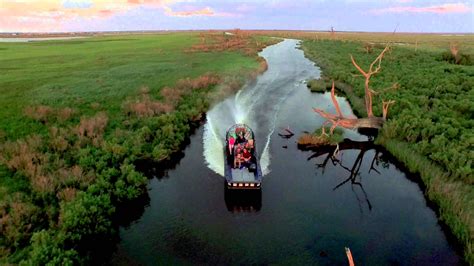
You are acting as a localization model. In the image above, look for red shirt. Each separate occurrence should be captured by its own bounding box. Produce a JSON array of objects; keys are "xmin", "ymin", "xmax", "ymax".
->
[{"xmin": 243, "ymin": 149, "xmax": 251, "ymax": 159}]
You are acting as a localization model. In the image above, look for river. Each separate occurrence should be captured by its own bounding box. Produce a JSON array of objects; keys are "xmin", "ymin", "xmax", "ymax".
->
[{"xmin": 110, "ymin": 39, "xmax": 462, "ymax": 265}]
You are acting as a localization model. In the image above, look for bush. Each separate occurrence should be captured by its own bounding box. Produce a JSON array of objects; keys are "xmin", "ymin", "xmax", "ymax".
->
[
  {"xmin": 59, "ymin": 192, "xmax": 115, "ymax": 242},
  {"xmin": 0, "ymin": 194, "xmax": 42, "ymax": 249},
  {"xmin": 441, "ymin": 50, "xmax": 473, "ymax": 66},
  {"xmin": 297, "ymin": 127, "xmax": 344, "ymax": 147},
  {"xmin": 306, "ymin": 79, "xmax": 331, "ymax": 92},
  {"xmin": 24, "ymin": 230, "xmax": 78, "ymax": 265},
  {"xmin": 76, "ymin": 112, "xmax": 108, "ymax": 146},
  {"xmin": 114, "ymin": 163, "xmax": 147, "ymax": 202}
]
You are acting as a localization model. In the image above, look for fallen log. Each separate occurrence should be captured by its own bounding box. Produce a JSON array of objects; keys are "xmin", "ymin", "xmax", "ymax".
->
[{"xmin": 298, "ymin": 138, "xmax": 375, "ymax": 154}]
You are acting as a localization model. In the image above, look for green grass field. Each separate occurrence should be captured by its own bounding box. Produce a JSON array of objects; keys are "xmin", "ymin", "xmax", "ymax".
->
[
  {"xmin": 0, "ymin": 32, "xmax": 275, "ymax": 264},
  {"xmin": 0, "ymin": 33, "xmax": 261, "ymax": 139}
]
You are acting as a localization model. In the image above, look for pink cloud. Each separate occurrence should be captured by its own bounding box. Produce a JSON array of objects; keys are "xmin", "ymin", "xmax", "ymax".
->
[
  {"xmin": 371, "ymin": 3, "xmax": 472, "ymax": 14},
  {"xmin": 164, "ymin": 6, "xmax": 214, "ymax": 17},
  {"xmin": 0, "ymin": 0, "xmax": 197, "ymax": 32},
  {"xmin": 164, "ymin": 6, "xmax": 234, "ymax": 17}
]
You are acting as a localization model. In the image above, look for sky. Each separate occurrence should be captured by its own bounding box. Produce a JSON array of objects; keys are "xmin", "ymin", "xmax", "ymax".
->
[{"xmin": 0, "ymin": 0, "xmax": 473, "ymax": 33}]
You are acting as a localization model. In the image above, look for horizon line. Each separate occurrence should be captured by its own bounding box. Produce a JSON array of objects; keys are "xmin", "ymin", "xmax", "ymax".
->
[{"xmin": 1, "ymin": 29, "xmax": 473, "ymax": 35}]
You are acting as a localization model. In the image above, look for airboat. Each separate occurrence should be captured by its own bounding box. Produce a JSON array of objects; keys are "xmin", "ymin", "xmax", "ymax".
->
[{"xmin": 224, "ymin": 124, "xmax": 262, "ymax": 190}]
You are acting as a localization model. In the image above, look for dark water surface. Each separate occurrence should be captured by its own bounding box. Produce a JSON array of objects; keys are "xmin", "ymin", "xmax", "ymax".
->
[{"xmin": 111, "ymin": 40, "xmax": 462, "ymax": 265}]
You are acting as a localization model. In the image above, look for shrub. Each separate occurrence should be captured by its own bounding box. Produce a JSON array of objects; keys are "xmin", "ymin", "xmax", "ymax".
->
[
  {"xmin": 56, "ymin": 165, "xmax": 94, "ymax": 189},
  {"xmin": 0, "ymin": 135, "xmax": 46, "ymax": 179},
  {"xmin": 76, "ymin": 112, "xmax": 108, "ymax": 146},
  {"xmin": 48, "ymin": 127, "xmax": 69, "ymax": 152},
  {"xmin": 175, "ymin": 74, "xmax": 220, "ymax": 91},
  {"xmin": 307, "ymin": 79, "xmax": 331, "ymax": 92},
  {"xmin": 59, "ymin": 192, "xmax": 115, "ymax": 242},
  {"xmin": 297, "ymin": 127, "xmax": 344, "ymax": 147},
  {"xmin": 57, "ymin": 108, "xmax": 76, "ymax": 122},
  {"xmin": 56, "ymin": 188, "xmax": 78, "ymax": 202},
  {"xmin": 24, "ymin": 230, "xmax": 78, "ymax": 265},
  {"xmin": 160, "ymin": 86, "xmax": 183, "ymax": 104},
  {"xmin": 24, "ymin": 106, "xmax": 53, "ymax": 123},
  {"xmin": 441, "ymin": 50, "xmax": 473, "ymax": 66},
  {"xmin": 30, "ymin": 175, "xmax": 56, "ymax": 196},
  {"xmin": 0, "ymin": 194, "xmax": 42, "ymax": 249},
  {"xmin": 0, "ymin": 130, "xmax": 6, "ymax": 142},
  {"xmin": 125, "ymin": 91, "xmax": 175, "ymax": 118},
  {"xmin": 114, "ymin": 163, "xmax": 147, "ymax": 202}
]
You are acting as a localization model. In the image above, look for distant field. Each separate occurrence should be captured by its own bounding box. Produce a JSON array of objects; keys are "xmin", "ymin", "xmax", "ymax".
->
[
  {"xmin": 249, "ymin": 30, "xmax": 474, "ymax": 53},
  {"xmin": 0, "ymin": 32, "xmax": 263, "ymax": 139}
]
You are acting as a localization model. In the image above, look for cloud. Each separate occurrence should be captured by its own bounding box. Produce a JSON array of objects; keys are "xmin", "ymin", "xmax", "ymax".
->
[
  {"xmin": 163, "ymin": 6, "xmax": 234, "ymax": 17},
  {"xmin": 371, "ymin": 3, "xmax": 472, "ymax": 14},
  {"xmin": 62, "ymin": 0, "xmax": 94, "ymax": 9},
  {"xmin": 0, "ymin": 0, "xmax": 180, "ymax": 32},
  {"xmin": 164, "ymin": 6, "xmax": 214, "ymax": 17}
]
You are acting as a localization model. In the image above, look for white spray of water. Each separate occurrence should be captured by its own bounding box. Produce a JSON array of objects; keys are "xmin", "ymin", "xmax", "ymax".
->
[
  {"xmin": 203, "ymin": 87, "xmax": 256, "ymax": 176},
  {"xmin": 203, "ymin": 75, "xmax": 300, "ymax": 176},
  {"xmin": 258, "ymin": 83, "xmax": 300, "ymax": 175},
  {"xmin": 203, "ymin": 39, "xmax": 319, "ymax": 177}
]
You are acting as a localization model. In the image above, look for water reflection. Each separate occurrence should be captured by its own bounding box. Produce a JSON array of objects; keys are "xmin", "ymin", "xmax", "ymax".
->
[
  {"xmin": 224, "ymin": 184, "xmax": 262, "ymax": 213},
  {"xmin": 305, "ymin": 139, "xmax": 394, "ymax": 214}
]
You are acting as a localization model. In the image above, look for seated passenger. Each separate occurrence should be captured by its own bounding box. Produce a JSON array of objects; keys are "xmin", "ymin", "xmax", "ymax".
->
[
  {"xmin": 236, "ymin": 131, "xmax": 246, "ymax": 144},
  {"xmin": 245, "ymin": 139, "xmax": 254, "ymax": 151},
  {"xmin": 228, "ymin": 136, "xmax": 235, "ymax": 155},
  {"xmin": 242, "ymin": 148, "xmax": 252, "ymax": 165},
  {"xmin": 244, "ymin": 130, "xmax": 252, "ymax": 140},
  {"xmin": 234, "ymin": 147, "xmax": 243, "ymax": 169}
]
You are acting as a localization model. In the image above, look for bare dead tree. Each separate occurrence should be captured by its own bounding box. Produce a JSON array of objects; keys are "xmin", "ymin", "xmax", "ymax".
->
[
  {"xmin": 313, "ymin": 46, "xmax": 397, "ymax": 132},
  {"xmin": 351, "ymin": 46, "xmax": 390, "ymax": 117},
  {"xmin": 363, "ymin": 42, "xmax": 373, "ymax": 54},
  {"xmin": 450, "ymin": 42, "xmax": 462, "ymax": 64},
  {"xmin": 450, "ymin": 43, "xmax": 459, "ymax": 58}
]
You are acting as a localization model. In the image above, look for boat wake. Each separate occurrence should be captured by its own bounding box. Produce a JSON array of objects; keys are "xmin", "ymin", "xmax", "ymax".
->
[
  {"xmin": 203, "ymin": 83, "xmax": 292, "ymax": 176},
  {"xmin": 204, "ymin": 72, "xmax": 289, "ymax": 175},
  {"xmin": 203, "ymin": 39, "xmax": 319, "ymax": 177}
]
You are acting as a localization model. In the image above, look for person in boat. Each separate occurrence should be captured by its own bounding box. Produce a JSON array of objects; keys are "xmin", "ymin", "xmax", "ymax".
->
[
  {"xmin": 242, "ymin": 147, "xmax": 252, "ymax": 166},
  {"xmin": 234, "ymin": 145, "xmax": 243, "ymax": 169},
  {"xmin": 235, "ymin": 131, "xmax": 246, "ymax": 145},
  {"xmin": 245, "ymin": 139, "xmax": 254, "ymax": 151},
  {"xmin": 228, "ymin": 136, "xmax": 235, "ymax": 155}
]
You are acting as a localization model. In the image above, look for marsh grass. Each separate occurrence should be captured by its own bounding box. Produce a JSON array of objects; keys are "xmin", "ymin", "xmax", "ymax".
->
[
  {"xmin": 306, "ymin": 78, "xmax": 331, "ymax": 93},
  {"xmin": 378, "ymin": 137, "xmax": 474, "ymax": 263},
  {"xmin": 299, "ymin": 35, "xmax": 474, "ymax": 263},
  {"xmin": 0, "ymin": 32, "xmax": 278, "ymax": 264},
  {"xmin": 298, "ymin": 127, "xmax": 344, "ymax": 147}
]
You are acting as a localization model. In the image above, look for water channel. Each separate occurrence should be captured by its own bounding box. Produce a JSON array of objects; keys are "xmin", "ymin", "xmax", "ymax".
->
[{"xmin": 110, "ymin": 39, "xmax": 462, "ymax": 265}]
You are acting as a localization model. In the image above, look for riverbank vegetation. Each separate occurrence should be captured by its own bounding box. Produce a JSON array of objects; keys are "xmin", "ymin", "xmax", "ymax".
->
[
  {"xmin": 0, "ymin": 31, "xmax": 278, "ymax": 264},
  {"xmin": 298, "ymin": 127, "xmax": 344, "ymax": 147},
  {"xmin": 294, "ymin": 33, "xmax": 473, "ymax": 263}
]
